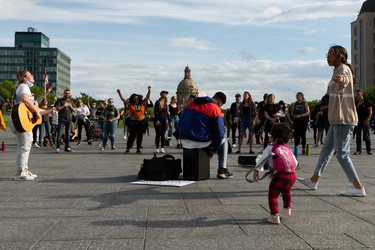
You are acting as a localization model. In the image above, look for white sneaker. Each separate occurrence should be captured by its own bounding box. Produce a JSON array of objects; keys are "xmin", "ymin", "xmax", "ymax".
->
[
  {"xmin": 161, "ymin": 148, "xmax": 165, "ymax": 153},
  {"xmin": 25, "ymin": 169, "xmax": 37, "ymax": 178},
  {"xmin": 155, "ymin": 148, "xmax": 160, "ymax": 153},
  {"xmin": 15, "ymin": 172, "xmax": 34, "ymax": 181},
  {"xmin": 232, "ymin": 144, "xmax": 237, "ymax": 148},
  {"xmin": 340, "ymin": 187, "xmax": 366, "ymax": 197},
  {"xmin": 297, "ymin": 177, "xmax": 318, "ymax": 190},
  {"xmin": 56, "ymin": 148, "xmax": 60, "ymax": 153},
  {"xmin": 267, "ymin": 214, "xmax": 280, "ymax": 224},
  {"xmin": 33, "ymin": 143, "xmax": 40, "ymax": 148},
  {"xmin": 123, "ymin": 135, "xmax": 127, "ymax": 139},
  {"xmin": 282, "ymin": 208, "xmax": 291, "ymax": 216}
]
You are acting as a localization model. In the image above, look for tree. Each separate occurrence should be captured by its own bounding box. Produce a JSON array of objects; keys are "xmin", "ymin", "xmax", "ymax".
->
[
  {"xmin": 363, "ymin": 87, "xmax": 375, "ymax": 110},
  {"xmin": 0, "ymin": 80, "xmax": 16, "ymax": 102}
]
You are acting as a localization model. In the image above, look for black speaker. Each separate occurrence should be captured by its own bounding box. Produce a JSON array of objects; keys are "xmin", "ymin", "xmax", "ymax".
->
[{"xmin": 183, "ymin": 148, "xmax": 210, "ymax": 181}]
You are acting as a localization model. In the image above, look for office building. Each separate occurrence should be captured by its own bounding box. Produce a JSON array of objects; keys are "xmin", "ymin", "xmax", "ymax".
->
[
  {"xmin": 0, "ymin": 27, "xmax": 71, "ymax": 96},
  {"xmin": 351, "ymin": 0, "xmax": 375, "ymax": 89}
]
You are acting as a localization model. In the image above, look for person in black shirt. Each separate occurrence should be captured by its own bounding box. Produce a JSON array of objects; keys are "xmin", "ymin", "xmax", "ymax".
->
[
  {"xmin": 354, "ymin": 90, "xmax": 372, "ymax": 155},
  {"xmin": 263, "ymin": 94, "xmax": 280, "ymax": 149}
]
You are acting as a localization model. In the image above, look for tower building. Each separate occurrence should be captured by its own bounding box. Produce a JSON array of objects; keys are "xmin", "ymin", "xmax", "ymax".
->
[
  {"xmin": 351, "ymin": 0, "xmax": 375, "ymax": 89},
  {"xmin": 0, "ymin": 27, "xmax": 71, "ymax": 96},
  {"xmin": 176, "ymin": 66, "xmax": 199, "ymax": 107}
]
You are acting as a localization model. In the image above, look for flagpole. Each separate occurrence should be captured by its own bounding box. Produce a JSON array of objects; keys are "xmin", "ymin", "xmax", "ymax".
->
[{"xmin": 44, "ymin": 67, "xmax": 47, "ymax": 93}]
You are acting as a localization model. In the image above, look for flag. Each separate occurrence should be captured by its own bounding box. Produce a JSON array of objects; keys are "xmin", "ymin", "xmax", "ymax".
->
[{"xmin": 44, "ymin": 68, "xmax": 50, "ymax": 91}]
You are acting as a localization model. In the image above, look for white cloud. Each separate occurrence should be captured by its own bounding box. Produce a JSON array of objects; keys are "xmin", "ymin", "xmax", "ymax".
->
[
  {"xmin": 169, "ymin": 37, "xmax": 217, "ymax": 50},
  {"xmin": 0, "ymin": 0, "xmax": 363, "ymax": 26},
  {"xmin": 296, "ymin": 46, "xmax": 317, "ymax": 54},
  {"xmin": 70, "ymin": 58, "xmax": 331, "ymax": 109}
]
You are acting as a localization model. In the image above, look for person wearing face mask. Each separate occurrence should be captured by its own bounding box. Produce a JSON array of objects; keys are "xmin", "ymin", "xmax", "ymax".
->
[
  {"xmin": 12, "ymin": 70, "xmax": 54, "ymax": 180},
  {"xmin": 100, "ymin": 98, "xmax": 120, "ymax": 150},
  {"xmin": 117, "ymin": 86, "xmax": 151, "ymax": 154}
]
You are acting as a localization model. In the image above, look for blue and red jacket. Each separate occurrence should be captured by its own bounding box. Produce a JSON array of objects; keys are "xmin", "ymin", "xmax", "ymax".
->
[{"xmin": 178, "ymin": 96, "xmax": 225, "ymax": 152}]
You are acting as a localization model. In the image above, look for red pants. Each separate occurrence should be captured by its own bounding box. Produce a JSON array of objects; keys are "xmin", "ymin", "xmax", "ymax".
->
[{"xmin": 268, "ymin": 172, "xmax": 296, "ymax": 215}]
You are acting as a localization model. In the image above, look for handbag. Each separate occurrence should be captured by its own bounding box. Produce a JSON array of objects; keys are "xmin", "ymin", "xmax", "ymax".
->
[{"xmin": 138, "ymin": 153, "xmax": 182, "ymax": 181}]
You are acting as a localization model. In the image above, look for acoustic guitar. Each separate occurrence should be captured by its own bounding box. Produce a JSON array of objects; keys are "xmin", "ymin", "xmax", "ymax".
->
[{"xmin": 11, "ymin": 102, "xmax": 41, "ymax": 132}]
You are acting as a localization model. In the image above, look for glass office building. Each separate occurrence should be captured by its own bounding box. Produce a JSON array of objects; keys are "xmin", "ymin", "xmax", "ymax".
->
[
  {"xmin": 351, "ymin": 0, "xmax": 375, "ymax": 89},
  {"xmin": 0, "ymin": 27, "xmax": 71, "ymax": 97}
]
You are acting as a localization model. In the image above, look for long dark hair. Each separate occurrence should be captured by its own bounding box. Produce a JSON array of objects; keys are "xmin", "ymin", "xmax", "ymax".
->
[
  {"xmin": 330, "ymin": 45, "xmax": 356, "ymax": 86},
  {"xmin": 129, "ymin": 93, "xmax": 143, "ymax": 104}
]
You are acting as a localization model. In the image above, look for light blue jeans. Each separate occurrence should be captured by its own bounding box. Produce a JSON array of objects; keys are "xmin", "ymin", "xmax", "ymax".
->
[
  {"xmin": 168, "ymin": 115, "xmax": 179, "ymax": 138},
  {"xmin": 103, "ymin": 121, "xmax": 117, "ymax": 148},
  {"xmin": 217, "ymin": 137, "xmax": 228, "ymax": 169},
  {"xmin": 15, "ymin": 131, "xmax": 32, "ymax": 171},
  {"xmin": 314, "ymin": 125, "xmax": 360, "ymax": 183}
]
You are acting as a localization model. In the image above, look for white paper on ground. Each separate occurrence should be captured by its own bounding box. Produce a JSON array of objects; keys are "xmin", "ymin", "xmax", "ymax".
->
[{"xmin": 131, "ymin": 180, "xmax": 195, "ymax": 187}]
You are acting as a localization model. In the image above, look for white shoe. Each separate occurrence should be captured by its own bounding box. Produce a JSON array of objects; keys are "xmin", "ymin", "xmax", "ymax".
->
[
  {"xmin": 25, "ymin": 169, "xmax": 37, "ymax": 178},
  {"xmin": 123, "ymin": 135, "xmax": 127, "ymax": 139},
  {"xmin": 33, "ymin": 143, "xmax": 40, "ymax": 148},
  {"xmin": 15, "ymin": 171, "xmax": 34, "ymax": 181},
  {"xmin": 232, "ymin": 144, "xmax": 237, "ymax": 148},
  {"xmin": 56, "ymin": 148, "xmax": 60, "ymax": 153},
  {"xmin": 340, "ymin": 187, "xmax": 366, "ymax": 197},
  {"xmin": 155, "ymin": 148, "xmax": 160, "ymax": 153},
  {"xmin": 297, "ymin": 177, "xmax": 318, "ymax": 190},
  {"xmin": 161, "ymin": 148, "xmax": 165, "ymax": 153},
  {"xmin": 282, "ymin": 208, "xmax": 291, "ymax": 216},
  {"xmin": 267, "ymin": 214, "xmax": 280, "ymax": 224}
]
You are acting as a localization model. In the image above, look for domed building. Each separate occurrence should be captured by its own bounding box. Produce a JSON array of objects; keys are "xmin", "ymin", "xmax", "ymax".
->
[{"xmin": 176, "ymin": 66, "xmax": 199, "ymax": 107}]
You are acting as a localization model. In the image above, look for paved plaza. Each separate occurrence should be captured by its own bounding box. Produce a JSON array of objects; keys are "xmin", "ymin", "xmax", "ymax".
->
[{"xmin": 0, "ymin": 128, "xmax": 374, "ymax": 250}]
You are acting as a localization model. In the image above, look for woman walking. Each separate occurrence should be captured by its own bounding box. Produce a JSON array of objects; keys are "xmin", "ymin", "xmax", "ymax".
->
[{"xmin": 298, "ymin": 45, "xmax": 366, "ymax": 197}]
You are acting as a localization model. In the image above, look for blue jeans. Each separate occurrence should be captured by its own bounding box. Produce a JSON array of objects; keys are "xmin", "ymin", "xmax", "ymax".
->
[
  {"xmin": 314, "ymin": 125, "xmax": 360, "ymax": 183},
  {"xmin": 168, "ymin": 115, "xmax": 179, "ymax": 138},
  {"xmin": 103, "ymin": 121, "xmax": 117, "ymax": 148},
  {"xmin": 355, "ymin": 122, "xmax": 371, "ymax": 153},
  {"xmin": 217, "ymin": 138, "xmax": 228, "ymax": 169},
  {"xmin": 56, "ymin": 120, "xmax": 72, "ymax": 150},
  {"xmin": 40, "ymin": 120, "xmax": 53, "ymax": 145}
]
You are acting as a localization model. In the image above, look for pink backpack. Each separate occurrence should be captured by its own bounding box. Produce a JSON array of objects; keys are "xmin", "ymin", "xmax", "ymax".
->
[{"xmin": 271, "ymin": 144, "xmax": 295, "ymax": 173}]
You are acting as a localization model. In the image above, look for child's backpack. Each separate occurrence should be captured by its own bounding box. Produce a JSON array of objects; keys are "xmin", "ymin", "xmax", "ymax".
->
[{"xmin": 272, "ymin": 144, "xmax": 295, "ymax": 173}]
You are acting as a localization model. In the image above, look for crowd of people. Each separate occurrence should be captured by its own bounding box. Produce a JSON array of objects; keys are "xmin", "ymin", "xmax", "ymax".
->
[{"xmin": 0, "ymin": 45, "xmax": 373, "ymax": 225}]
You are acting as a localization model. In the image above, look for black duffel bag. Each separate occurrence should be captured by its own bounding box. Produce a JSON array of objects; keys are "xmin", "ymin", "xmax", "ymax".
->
[
  {"xmin": 238, "ymin": 155, "xmax": 257, "ymax": 166},
  {"xmin": 138, "ymin": 153, "xmax": 182, "ymax": 181}
]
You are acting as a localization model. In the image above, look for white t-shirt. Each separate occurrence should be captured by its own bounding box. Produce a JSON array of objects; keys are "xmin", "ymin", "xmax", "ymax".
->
[
  {"xmin": 15, "ymin": 84, "xmax": 34, "ymax": 104},
  {"xmin": 75, "ymin": 106, "xmax": 90, "ymax": 119}
]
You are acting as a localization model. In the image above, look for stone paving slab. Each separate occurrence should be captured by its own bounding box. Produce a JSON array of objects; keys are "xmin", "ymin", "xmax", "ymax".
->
[{"xmin": 0, "ymin": 128, "xmax": 374, "ymax": 249}]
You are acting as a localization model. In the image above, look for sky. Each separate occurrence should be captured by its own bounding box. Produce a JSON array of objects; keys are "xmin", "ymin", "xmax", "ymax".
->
[{"xmin": 0, "ymin": 0, "xmax": 365, "ymax": 108}]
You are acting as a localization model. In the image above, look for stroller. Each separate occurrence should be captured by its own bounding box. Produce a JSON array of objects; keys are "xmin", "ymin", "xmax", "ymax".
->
[{"xmin": 89, "ymin": 120, "xmax": 99, "ymax": 141}]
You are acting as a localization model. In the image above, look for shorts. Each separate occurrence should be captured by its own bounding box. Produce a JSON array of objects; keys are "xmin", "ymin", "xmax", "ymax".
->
[{"xmin": 240, "ymin": 116, "xmax": 254, "ymax": 133}]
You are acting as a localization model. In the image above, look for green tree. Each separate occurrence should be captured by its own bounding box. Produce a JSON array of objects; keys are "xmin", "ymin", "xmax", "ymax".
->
[
  {"xmin": 363, "ymin": 87, "xmax": 375, "ymax": 111},
  {"xmin": 0, "ymin": 80, "xmax": 16, "ymax": 102}
]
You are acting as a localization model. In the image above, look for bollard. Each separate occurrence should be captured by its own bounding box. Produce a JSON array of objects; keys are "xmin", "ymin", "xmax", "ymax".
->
[
  {"xmin": 294, "ymin": 146, "xmax": 298, "ymax": 158},
  {"xmin": 306, "ymin": 144, "xmax": 310, "ymax": 156}
]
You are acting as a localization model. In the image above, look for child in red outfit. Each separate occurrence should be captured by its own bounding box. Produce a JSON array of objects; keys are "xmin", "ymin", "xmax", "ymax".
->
[{"xmin": 253, "ymin": 123, "xmax": 298, "ymax": 224}]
